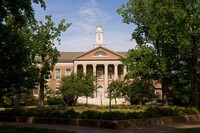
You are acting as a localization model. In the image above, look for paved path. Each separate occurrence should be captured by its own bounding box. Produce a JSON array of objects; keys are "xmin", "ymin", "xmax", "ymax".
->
[{"xmin": 1, "ymin": 121, "xmax": 200, "ymax": 133}]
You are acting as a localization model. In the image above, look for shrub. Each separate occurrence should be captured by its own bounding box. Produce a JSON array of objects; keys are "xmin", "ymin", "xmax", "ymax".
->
[
  {"xmin": 46, "ymin": 98, "xmax": 62, "ymax": 105},
  {"xmin": 102, "ymin": 111, "xmax": 126, "ymax": 120},
  {"xmin": 62, "ymin": 109, "xmax": 79, "ymax": 118},
  {"xmin": 80, "ymin": 110, "xmax": 102, "ymax": 119},
  {"xmin": 0, "ymin": 106, "xmax": 199, "ymax": 120}
]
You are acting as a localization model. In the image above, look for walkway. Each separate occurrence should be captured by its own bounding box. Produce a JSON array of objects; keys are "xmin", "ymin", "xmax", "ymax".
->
[{"xmin": 0, "ymin": 121, "xmax": 200, "ymax": 133}]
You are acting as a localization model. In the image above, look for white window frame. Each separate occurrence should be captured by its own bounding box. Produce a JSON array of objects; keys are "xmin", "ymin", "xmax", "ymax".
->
[
  {"xmin": 66, "ymin": 68, "xmax": 71, "ymax": 76},
  {"xmin": 55, "ymin": 68, "xmax": 61, "ymax": 80}
]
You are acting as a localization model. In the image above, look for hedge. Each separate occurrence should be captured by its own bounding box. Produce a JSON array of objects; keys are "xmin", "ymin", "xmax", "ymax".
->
[{"xmin": 0, "ymin": 106, "xmax": 199, "ymax": 120}]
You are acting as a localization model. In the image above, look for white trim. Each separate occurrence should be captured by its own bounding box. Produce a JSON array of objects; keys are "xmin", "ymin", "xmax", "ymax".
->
[
  {"xmin": 74, "ymin": 60, "xmax": 122, "ymax": 65},
  {"xmin": 55, "ymin": 63, "xmax": 73, "ymax": 66}
]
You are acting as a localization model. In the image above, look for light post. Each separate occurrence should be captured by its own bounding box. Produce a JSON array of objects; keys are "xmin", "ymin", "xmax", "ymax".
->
[{"xmin": 109, "ymin": 87, "xmax": 112, "ymax": 112}]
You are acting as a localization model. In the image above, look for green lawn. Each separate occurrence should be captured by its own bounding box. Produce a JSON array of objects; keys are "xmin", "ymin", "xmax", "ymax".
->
[
  {"xmin": 0, "ymin": 125, "xmax": 75, "ymax": 133},
  {"xmin": 171, "ymin": 127, "xmax": 200, "ymax": 133}
]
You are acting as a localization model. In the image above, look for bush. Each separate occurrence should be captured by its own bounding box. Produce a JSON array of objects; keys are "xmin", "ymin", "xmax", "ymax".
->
[
  {"xmin": 0, "ymin": 106, "xmax": 199, "ymax": 120},
  {"xmin": 46, "ymin": 98, "xmax": 62, "ymax": 105},
  {"xmin": 80, "ymin": 110, "xmax": 102, "ymax": 119},
  {"xmin": 62, "ymin": 109, "xmax": 79, "ymax": 118}
]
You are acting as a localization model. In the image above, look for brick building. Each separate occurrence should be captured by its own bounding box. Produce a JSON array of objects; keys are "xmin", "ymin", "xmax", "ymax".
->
[{"xmin": 33, "ymin": 25, "xmax": 161, "ymax": 105}]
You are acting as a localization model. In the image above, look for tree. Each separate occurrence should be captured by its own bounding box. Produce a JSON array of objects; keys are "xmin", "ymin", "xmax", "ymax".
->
[
  {"xmin": 108, "ymin": 80, "xmax": 124, "ymax": 104},
  {"xmin": 32, "ymin": 15, "xmax": 71, "ymax": 107},
  {"xmin": 59, "ymin": 71, "xmax": 95, "ymax": 106},
  {"xmin": 0, "ymin": 0, "xmax": 45, "ymax": 107},
  {"xmin": 117, "ymin": 0, "xmax": 200, "ymax": 107},
  {"xmin": 122, "ymin": 78, "xmax": 158, "ymax": 105},
  {"xmin": 79, "ymin": 72, "xmax": 96, "ymax": 105}
]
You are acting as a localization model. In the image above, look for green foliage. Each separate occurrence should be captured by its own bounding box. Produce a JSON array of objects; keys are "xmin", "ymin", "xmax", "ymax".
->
[
  {"xmin": 108, "ymin": 80, "xmax": 124, "ymax": 101},
  {"xmin": 117, "ymin": 0, "xmax": 200, "ymax": 106},
  {"xmin": 0, "ymin": 0, "xmax": 46, "ymax": 108},
  {"xmin": 61, "ymin": 109, "xmax": 79, "ymax": 118},
  {"xmin": 122, "ymin": 79, "xmax": 158, "ymax": 105},
  {"xmin": 0, "ymin": 106, "xmax": 199, "ymax": 120},
  {"xmin": 80, "ymin": 110, "xmax": 102, "ymax": 119},
  {"xmin": 46, "ymin": 98, "xmax": 62, "ymax": 105},
  {"xmin": 59, "ymin": 71, "xmax": 95, "ymax": 106},
  {"xmin": 31, "ymin": 15, "xmax": 71, "ymax": 107}
]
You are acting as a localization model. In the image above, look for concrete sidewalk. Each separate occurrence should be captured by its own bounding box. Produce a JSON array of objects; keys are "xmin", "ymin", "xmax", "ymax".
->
[{"xmin": 1, "ymin": 121, "xmax": 200, "ymax": 133}]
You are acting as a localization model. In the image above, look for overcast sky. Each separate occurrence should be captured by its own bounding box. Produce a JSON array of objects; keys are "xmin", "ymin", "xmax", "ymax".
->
[{"xmin": 33, "ymin": 0, "xmax": 137, "ymax": 52}]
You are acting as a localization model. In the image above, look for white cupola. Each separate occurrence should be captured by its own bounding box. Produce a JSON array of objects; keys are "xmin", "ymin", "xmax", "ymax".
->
[{"xmin": 94, "ymin": 25, "xmax": 105, "ymax": 47}]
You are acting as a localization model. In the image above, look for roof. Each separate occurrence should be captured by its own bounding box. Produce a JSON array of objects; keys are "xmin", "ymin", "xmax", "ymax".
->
[
  {"xmin": 59, "ymin": 52, "xmax": 84, "ymax": 62},
  {"xmin": 58, "ymin": 48, "xmax": 127, "ymax": 63}
]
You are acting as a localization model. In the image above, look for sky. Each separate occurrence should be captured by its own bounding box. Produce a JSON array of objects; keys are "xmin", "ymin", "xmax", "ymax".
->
[{"xmin": 33, "ymin": 0, "xmax": 137, "ymax": 52}]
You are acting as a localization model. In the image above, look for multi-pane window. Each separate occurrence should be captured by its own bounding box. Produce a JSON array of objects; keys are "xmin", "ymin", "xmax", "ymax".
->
[
  {"xmin": 66, "ymin": 68, "xmax": 71, "ymax": 76},
  {"xmin": 108, "ymin": 66, "xmax": 113, "ymax": 80},
  {"xmin": 97, "ymin": 68, "xmax": 103, "ymax": 80},
  {"xmin": 55, "ymin": 69, "xmax": 61, "ymax": 80}
]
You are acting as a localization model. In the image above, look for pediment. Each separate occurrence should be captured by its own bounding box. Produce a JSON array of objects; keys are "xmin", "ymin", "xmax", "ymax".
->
[{"xmin": 74, "ymin": 46, "xmax": 124, "ymax": 61}]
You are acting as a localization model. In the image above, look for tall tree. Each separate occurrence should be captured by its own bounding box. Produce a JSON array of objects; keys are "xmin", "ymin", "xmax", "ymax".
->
[
  {"xmin": 117, "ymin": 0, "xmax": 200, "ymax": 107},
  {"xmin": 32, "ymin": 15, "xmax": 71, "ymax": 107},
  {"xmin": 0, "ymin": 0, "xmax": 45, "ymax": 107}
]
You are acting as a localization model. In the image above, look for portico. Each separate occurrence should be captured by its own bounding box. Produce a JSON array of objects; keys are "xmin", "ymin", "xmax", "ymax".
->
[{"xmin": 73, "ymin": 61, "xmax": 127, "ymax": 97}]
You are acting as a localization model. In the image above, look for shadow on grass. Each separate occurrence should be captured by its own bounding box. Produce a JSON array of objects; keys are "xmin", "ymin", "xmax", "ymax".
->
[{"xmin": 0, "ymin": 125, "xmax": 75, "ymax": 133}]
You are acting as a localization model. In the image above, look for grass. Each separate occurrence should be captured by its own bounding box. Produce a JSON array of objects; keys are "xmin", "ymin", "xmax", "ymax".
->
[
  {"xmin": 0, "ymin": 125, "xmax": 75, "ymax": 133},
  {"xmin": 171, "ymin": 127, "xmax": 200, "ymax": 133}
]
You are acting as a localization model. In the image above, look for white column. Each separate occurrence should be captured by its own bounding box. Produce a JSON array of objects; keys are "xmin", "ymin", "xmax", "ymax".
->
[
  {"xmin": 114, "ymin": 64, "xmax": 118, "ymax": 80},
  {"xmin": 74, "ymin": 64, "xmax": 77, "ymax": 73},
  {"xmin": 104, "ymin": 64, "xmax": 108, "ymax": 97},
  {"xmin": 123, "ymin": 66, "xmax": 127, "ymax": 78},
  {"xmin": 93, "ymin": 64, "xmax": 97, "ymax": 97},
  {"xmin": 93, "ymin": 64, "xmax": 96, "ymax": 76},
  {"xmin": 83, "ymin": 64, "xmax": 87, "ymax": 74}
]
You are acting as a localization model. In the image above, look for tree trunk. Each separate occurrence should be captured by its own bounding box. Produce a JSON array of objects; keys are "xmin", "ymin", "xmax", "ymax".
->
[
  {"xmin": 191, "ymin": 36, "xmax": 199, "ymax": 107},
  {"xmin": 86, "ymin": 97, "xmax": 88, "ymax": 106},
  {"xmin": 13, "ymin": 92, "xmax": 20, "ymax": 108},
  {"xmin": 161, "ymin": 77, "xmax": 168, "ymax": 105},
  {"xmin": 38, "ymin": 56, "xmax": 45, "ymax": 108},
  {"xmin": 114, "ymin": 98, "xmax": 117, "ymax": 105},
  {"xmin": 39, "ymin": 82, "xmax": 45, "ymax": 108}
]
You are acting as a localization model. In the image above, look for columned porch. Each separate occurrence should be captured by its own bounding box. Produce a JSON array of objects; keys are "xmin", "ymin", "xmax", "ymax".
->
[{"xmin": 73, "ymin": 61, "xmax": 127, "ymax": 98}]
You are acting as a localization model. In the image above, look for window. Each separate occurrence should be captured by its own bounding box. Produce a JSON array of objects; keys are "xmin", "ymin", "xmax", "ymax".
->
[
  {"xmin": 97, "ymin": 68, "xmax": 103, "ymax": 80},
  {"xmin": 55, "ymin": 69, "xmax": 61, "ymax": 80},
  {"xmin": 108, "ymin": 66, "xmax": 113, "ymax": 80},
  {"xmin": 66, "ymin": 68, "xmax": 71, "ymax": 76},
  {"xmin": 94, "ymin": 51, "xmax": 107, "ymax": 56},
  {"xmin": 33, "ymin": 88, "xmax": 38, "ymax": 96}
]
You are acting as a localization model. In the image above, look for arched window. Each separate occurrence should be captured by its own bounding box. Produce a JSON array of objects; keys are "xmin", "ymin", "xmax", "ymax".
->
[
  {"xmin": 94, "ymin": 51, "xmax": 107, "ymax": 56},
  {"xmin": 55, "ymin": 69, "xmax": 60, "ymax": 79},
  {"xmin": 66, "ymin": 68, "xmax": 71, "ymax": 76},
  {"xmin": 97, "ymin": 68, "xmax": 103, "ymax": 79}
]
